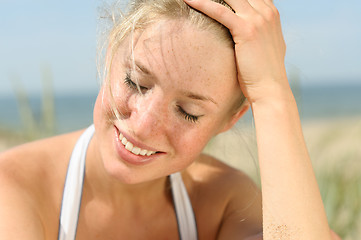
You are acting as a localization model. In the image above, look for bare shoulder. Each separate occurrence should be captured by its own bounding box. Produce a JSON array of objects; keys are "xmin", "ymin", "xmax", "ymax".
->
[
  {"xmin": 187, "ymin": 153, "xmax": 260, "ymax": 199},
  {"xmin": 0, "ymin": 130, "xmax": 84, "ymax": 239},
  {"xmin": 186, "ymin": 154, "xmax": 262, "ymax": 239},
  {"xmin": 0, "ymin": 130, "xmax": 83, "ymax": 186}
]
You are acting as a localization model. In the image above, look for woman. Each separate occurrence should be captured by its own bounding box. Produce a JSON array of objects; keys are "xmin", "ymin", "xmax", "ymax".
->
[{"xmin": 0, "ymin": 0, "xmax": 340, "ymax": 239}]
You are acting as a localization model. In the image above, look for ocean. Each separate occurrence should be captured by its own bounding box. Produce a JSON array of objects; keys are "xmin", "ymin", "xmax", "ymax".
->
[
  {"xmin": 0, "ymin": 93, "xmax": 97, "ymax": 134},
  {"xmin": 1, "ymin": 84, "xmax": 361, "ymax": 134}
]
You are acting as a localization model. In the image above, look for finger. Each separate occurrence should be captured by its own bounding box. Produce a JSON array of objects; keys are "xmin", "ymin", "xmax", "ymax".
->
[
  {"xmin": 222, "ymin": 0, "xmax": 254, "ymax": 14},
  {"xmin": 263, "ymin": 0, "xmax": 280, "ymax": 15},
  {"xmin": 248, "ymin": 0, "xmax": 275, "ymax": 19},
  {"xmin": 183, "ymin": 0, "xmax": 246, "ymax": 31}
]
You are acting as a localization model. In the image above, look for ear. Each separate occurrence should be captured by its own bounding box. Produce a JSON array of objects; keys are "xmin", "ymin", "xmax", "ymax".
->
[{"xmin": 217, "ymin": 100, "xmax": 250, "ymax": 134}]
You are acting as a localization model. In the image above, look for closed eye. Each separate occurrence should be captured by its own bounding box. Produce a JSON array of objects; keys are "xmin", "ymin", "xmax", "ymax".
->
[
  {"xmin": 177, "ymin": 106, "xmax": 201, "ymax": 123},
  {"xmin": 124, "ymin": 72, "xmax": 148, "ymax": 93}
]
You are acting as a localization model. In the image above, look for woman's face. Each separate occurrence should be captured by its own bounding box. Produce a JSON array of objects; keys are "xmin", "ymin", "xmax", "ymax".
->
[{"xmin": 93, "ymin": 20, "xmax": 243, "ymax": 184}]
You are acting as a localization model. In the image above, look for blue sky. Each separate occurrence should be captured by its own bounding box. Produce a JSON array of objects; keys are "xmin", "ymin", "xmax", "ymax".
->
[{"xmin": 0, "ymin": 0, "xmax": 360, "ymax": 96}]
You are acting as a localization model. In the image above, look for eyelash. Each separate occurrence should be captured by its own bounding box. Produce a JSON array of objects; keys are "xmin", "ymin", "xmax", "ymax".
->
[
  {"xmin": 124, "ymin": 72, "xmax": 148, "ymax": 92},
  {"xmin": 177, "ymin": 106, "xmax": 199, "ymax": 123},
  {"xmin": 124, "ymin": 72, "xmax": 200, "ymax": 123}
]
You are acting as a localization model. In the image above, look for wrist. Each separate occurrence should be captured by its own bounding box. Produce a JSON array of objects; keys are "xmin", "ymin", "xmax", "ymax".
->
[
  {"xmin": 249, "ymin": 82, "xmax": 301, "ymax": 131},
  {"xmin": 247, "ymin": 80, "xmax": 295, "ymax": 107}
]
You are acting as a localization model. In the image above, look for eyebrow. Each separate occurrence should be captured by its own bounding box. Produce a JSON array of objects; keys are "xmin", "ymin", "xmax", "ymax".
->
[
  {"xmin": 182, "ymin": 91, "xmax": 218, "ymax": 106},
  {"xmin": 132, "ymin": 60, "xmax": 218, "ymax": 106},
  {"xmin": 134, "ymin": 60, "xmax": 151, "ymax": 75}
]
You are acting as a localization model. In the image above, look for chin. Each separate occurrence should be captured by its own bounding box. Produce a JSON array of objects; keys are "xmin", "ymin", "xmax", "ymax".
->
[
  {"xmin": 102, "ymin": 158, "xmax": 140, "ymax": 184},
  {"xmin": 101, "ymin": 157, "xmax": 168, "ymax": 185}
]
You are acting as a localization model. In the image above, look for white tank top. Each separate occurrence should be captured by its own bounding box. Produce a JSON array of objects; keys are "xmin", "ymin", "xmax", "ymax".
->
[{"xmin": 57, "ymin": 125, "xmax": 198, "ymax": 240}]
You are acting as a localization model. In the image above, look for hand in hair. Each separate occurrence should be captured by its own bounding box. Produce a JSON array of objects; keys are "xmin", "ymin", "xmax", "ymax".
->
[{"xmin": 183, "ymin": 0, "xmax": 287, "ymax": 104}]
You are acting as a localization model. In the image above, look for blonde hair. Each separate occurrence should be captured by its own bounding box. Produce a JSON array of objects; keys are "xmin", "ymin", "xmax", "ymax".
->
[
  {"xmin": 107, "ymin": 0, "xmax": 233, "ymax": 56},
  {"xmin": 98, "ymin": 0, "xmax": 245, "ymax": 119}
]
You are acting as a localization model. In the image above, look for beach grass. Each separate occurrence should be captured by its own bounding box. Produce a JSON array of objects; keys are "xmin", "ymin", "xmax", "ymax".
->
[
  {"xmin": 305, "ymin": 118, "xmax": 361, "ymax": 239},
  {"xmin": 5, "ymin": 66, "xmax": 56, "ymax": 141}
]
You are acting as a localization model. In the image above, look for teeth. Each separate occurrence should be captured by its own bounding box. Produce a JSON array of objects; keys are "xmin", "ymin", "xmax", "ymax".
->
[
  {"xmin": 139, "ymin": 149, "xmax": 147, "ymax": 156},
  {"xmin": 131, "ymin": 147, "xmax": 141, "ymax": 155},
  {"xmin": 125, "ymin": 142, "xmax": 133, "ymax": 151},
  {"xmin": 119, "ymin": 133, "xmax": 156, "ymax": 156}
]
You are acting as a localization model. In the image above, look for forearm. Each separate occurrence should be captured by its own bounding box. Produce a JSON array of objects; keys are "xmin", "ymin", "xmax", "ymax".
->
[{"xmin": 251, "ymin": 83, "xmax": 331, "ymax": 239}]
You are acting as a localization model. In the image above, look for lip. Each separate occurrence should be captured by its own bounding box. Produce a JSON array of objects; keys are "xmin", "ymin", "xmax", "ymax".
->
[
  {"xmin": 113, "ymin": 125, "xmax": 164, "ymax": 166},
  {"xmin": 118, "ymin": 126, "xmax": 159, "ymax": 152}
]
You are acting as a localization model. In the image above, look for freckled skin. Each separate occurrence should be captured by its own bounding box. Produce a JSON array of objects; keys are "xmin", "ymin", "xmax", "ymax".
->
[{"xmin": 93, "ymin": 19, "xmax": 243, "ymax": 184}]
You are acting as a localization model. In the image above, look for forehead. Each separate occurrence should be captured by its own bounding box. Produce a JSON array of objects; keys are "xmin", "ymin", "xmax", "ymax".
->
[{"xmin": 131, "ymin": 20, "xmax": 238, "ymax": 90}]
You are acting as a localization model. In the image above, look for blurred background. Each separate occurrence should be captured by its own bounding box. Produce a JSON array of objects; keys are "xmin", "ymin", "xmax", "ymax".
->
[{"xmin": 1, "ymin": 0, "xmax": 360, "ymax": 239}]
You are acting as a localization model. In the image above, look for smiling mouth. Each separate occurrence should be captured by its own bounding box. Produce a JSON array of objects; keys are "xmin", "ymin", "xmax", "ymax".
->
[{"xmin": 118, "ymin": 132, "xmax": 158, "ymax": 156}]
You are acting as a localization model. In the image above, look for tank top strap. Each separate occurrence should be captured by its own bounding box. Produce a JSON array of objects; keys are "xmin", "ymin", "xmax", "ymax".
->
[
  {"xmin": 58, "ymin": 125, "xmax": 94, "ymax": 240},
  {"xmin": 170, "ymin": 172, "xmax": 198, "ymax": 240}
]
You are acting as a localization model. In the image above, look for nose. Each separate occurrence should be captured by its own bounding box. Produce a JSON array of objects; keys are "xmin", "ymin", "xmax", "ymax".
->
[{"xmin": 128, "ymin": 93, "xmax": 167, "ymax": 140}]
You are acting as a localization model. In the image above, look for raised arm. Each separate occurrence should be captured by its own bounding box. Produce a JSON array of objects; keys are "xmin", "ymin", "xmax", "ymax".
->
[{"xmin": 183, "ymin": 0, "xmax": 336, "ymax": 239}]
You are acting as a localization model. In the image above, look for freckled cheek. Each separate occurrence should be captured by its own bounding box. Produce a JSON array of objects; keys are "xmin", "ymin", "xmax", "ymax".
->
[{"xmin": 169, "ymin": 125, "xmax": 215, "ymax": 158}]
